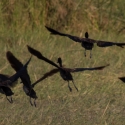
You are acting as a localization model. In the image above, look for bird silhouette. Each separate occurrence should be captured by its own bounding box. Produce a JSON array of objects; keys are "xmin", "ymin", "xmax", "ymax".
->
[
  {"xmin": 27, "ymin": 45, "xmax": 109, "ymax": 92},
  {"xmin": 0, "ymin": 55, "xmax": 31, "ymax": 103},
  {"xmin": 45, "ymin": 26, "xmax": 125, "ymax": 58},
  {"xmin": 6, "ymin": 51, "xmax": 38, "ymax": 106}
]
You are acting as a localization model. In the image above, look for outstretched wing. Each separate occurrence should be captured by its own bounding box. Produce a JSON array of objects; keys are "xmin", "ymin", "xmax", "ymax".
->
[
  {"xmin": 45, "ymin": 26, "xmax": 82, "ymax": 43},
  {"xmin": 27, "ymin": 45, "xmax": 61, "ymax": 69},
  {"xmin": 45, "ymin": 26, "xmax": 68, "ymax": 36},
  {"xmin": 65, "ymin": 64, "xmax": 109, "ymax": 72},
  {"xmin": 96, "ymin": 40, "xmax": 125, "ymax": 48},
  {"xmin": 32, "ymin": 68, "xmax": 59, "ymax": 88},
  {"xmin": 6, "ymin": 51, "xmax": 32, "ymax": 89}
]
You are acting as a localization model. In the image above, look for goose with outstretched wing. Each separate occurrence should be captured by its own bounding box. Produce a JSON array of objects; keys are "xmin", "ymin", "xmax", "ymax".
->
[
  {"xmin": 6, "ymin": 51, "xmax": 37, "ymax": 106},
  {"xmin": 27, "ymin": 45, "xmax": 109, "ymax": 92},
  {"xmin": 0, "ymin": 56, "xmax": 31, "ymax": 103},
  {"xmin": 45, "ymin": 26, "xmax": 125, "ymax": 58}
]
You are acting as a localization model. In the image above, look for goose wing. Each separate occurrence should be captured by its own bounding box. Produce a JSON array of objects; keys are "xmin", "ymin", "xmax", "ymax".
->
[
  {"xmin": 45, "ymin": 26, "xmax": 83, "ymax": 43},
  {"xmin": 64, "ymin": 64, "xmax": 109, "ymax": 72},
  {"xmin": 32, "ymin": 68, "xmax": 59, "ymax": 87},
  {"xmin": 27, "ymin": 45, "xmax": 61, "ymax": 69},
  {"xmin": 96, "ymin": 40, "xmax": 125, "ymax": 48}
]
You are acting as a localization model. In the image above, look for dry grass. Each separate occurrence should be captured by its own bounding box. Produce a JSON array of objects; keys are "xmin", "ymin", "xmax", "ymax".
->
[{"xmin": 0, "ymin": 0, "xmax": 125, "ymax": 34}]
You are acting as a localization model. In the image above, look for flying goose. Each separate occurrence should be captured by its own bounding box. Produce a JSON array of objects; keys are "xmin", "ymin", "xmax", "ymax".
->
[
  {"xmin": 27, "ymin": 45, "xmax": 109, "ymax": 92},
  {"xmin": 0, "ymin": 56, "xmax": 31, "ymax": 103},
  {"xmin": 45, "ymin": 26, "xmax": 125, "ymax": 58}
]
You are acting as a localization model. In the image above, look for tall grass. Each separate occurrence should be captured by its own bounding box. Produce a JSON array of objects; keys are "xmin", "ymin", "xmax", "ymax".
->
[{"xmin": 0, "ymin": 0, "xmax": 125, "ymax": 34}]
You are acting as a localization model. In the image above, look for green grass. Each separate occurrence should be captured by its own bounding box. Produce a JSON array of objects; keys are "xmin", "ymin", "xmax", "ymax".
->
[{"xmin": 0, "ymin": 29, "xmax": 125, "ymax": 125}]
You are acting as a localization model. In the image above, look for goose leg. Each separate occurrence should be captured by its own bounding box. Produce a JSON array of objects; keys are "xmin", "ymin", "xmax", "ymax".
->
[
  {"xmin": 68, "ymin": 81, "xmax": 72, "ymax": 92},
  {"xmin": 84, "ymin": 49, "xmax": 86, "ymax": 57},
  {"xmin": 10, "ymin": 96, "xmax": 13, "ymax": 103},
  {"xmin": 90, "ymin": 50, "xmax": 92, "ymax": 58},
  {"xmin": 34, "ymin": 98, "xmax": 36, "ymax": 107},
  {"xmin": 29, "ymin": 97, "xmax": 33, "ymax": 106},
  {"xmin": 6, "ymin": 96, "xmax": 13, "ymax": 103},
  {"xmin": 72, "ymin": 80, "xmax": 78, "ymax": 92}
]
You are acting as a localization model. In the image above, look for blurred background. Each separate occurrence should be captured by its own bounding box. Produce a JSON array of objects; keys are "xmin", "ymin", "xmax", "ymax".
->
[{"xmin": 1, "ymin": 0, "xmax": 125, "ymax": 35}]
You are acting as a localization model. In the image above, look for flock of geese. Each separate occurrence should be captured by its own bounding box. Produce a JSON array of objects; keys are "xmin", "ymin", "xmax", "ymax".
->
[{"xmin": 0, "ymin": 26, "xmax": 125, "ymax": 107}]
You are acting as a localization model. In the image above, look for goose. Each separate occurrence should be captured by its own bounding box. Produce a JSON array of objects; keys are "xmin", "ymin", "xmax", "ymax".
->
[
  {"xmin": 45, "ymin": 26, "xmax": 125, "ymax": 58},
  {"xmin": 27, "ymin": 45, "xmax": 109, "ymax": 92},
  {"xmin": 0, "ymin": 56, "xmax": 31, "ymax": 103},
  {"xmin": 6, "ymin": 51, "xmax": 37, "ymax": 106}
]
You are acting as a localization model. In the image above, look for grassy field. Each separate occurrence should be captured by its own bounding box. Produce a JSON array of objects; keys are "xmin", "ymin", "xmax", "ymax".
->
[
  {"xmin": 0, "ymin": 28, "xmax": 125, "ymax": 125},
  {"xmin": 0, "ymin": 0, "xmax": 125, "ymax": 125}
]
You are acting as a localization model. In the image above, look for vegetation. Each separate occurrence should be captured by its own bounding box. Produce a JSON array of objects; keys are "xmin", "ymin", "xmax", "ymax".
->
[{"xmin": 0, "ymin": 0, "xmax": 125, "ymax": 125}]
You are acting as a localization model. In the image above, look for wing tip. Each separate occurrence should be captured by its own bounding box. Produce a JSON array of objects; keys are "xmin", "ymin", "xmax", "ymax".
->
[
  {"xmin": 106, "ymin": 64, "xmax": 110, "ymax": 67},
  {"xmin": 118, "ymin": 77, "xmax": 125, "ymax": 82},
  {"xmin": 45, "ymin": 25, "xmax": 48, "ymax": 29},
  {"xmin": 27, "ymin": 45, "xmax": 43, "ymax": 59},
  {"xmin": 27, "ymin": 45, "xmax": 33, "ymax": 53},
  {"xmin": 27, "ymin": 44, "xmax": 30, "ymax": 50},
  {"xmin": 6, "ymin": 51, "xmax": 13, "ymax": 58},
  {"xmin": 6, "ymin": 51, "xmax": 15, "ymax": 64},
  {"xmin": 117, "ymin": 45, "xmax": 124, "ymax": 48},
  {"xmin": 44, "ymin": 26, "xmax": 58, "ymax": 35},
  {"xmin": 99, "ymin": 64, "xmax": 110, "ymax": 70},
  {"xmin": 45, "ymin": 25, "xmax": 51, "ymax": 31}
]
